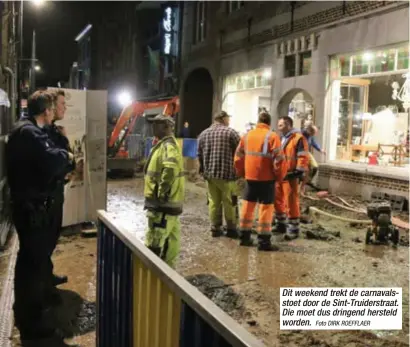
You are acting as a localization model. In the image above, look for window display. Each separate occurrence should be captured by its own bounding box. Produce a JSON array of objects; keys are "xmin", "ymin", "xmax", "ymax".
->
[
  {"xmin": 222, "ymin": 68, "xmax": 272, "ymax": 135},
  {"xmin": 329, "ymin": 44, "xmax": 409, "ymax": 168}
]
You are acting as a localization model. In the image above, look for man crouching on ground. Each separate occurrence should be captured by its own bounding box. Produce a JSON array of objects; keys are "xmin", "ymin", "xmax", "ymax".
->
[{"xmin": 144, "ymin": 115, "xmax": 185, "ymax": 268}]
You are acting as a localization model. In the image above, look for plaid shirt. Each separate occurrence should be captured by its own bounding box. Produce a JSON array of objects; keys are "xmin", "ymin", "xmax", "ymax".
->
[{"xmin": 197, "ymin": 123, "xmax": 240, "ymax": 180}]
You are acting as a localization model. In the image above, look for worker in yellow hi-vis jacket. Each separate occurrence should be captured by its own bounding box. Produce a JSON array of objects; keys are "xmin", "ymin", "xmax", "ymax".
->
[{"xmin": 143, "ymin": 115, "xmax": 185, "ymax": 268}]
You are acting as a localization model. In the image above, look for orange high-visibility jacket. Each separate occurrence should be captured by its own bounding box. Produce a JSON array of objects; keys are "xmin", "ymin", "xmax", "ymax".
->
[
  {"xmin": 234, "ymin": 123, "xmax": 287, "ymax": 181},
  {"xmin": 281, "ymin": 129, "xmax": 309, "ymax": 173}
]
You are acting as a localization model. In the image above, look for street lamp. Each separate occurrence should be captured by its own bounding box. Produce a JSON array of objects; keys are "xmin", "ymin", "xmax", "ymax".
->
[
  {"xmin": 32, "ymin": 0, "xmax": 45, "ymax": 7},
  {"xmin": 34, "ymin": 65, "xmax": 41, "ymax": 72},
  {"xmin": 117, "ymin": 91, "xmax": 133, "ymax": 108}
]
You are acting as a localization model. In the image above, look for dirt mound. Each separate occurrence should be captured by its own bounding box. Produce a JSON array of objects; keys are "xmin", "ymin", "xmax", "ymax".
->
[
  {"xmin": 301, "ymin": 223, "xmax": 341, "ymax": 241},
  {"xmin": 185, "ymin": 274, "xmax": 244, "ymax": 314}
]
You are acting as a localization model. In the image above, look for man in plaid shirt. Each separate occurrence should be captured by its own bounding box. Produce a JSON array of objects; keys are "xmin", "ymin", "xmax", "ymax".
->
[{"xmin": 198, "ymin": 111, "xmax": 241, "ymax": 238}]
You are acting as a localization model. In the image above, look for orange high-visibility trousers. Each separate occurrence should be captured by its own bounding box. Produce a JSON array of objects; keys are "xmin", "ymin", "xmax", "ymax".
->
[
  {"xmin": 285, "ymin": 178, "xmax": 301, "ymax": 232},
  {"xmin": 273, "ymin": 181, "xmax": 288, "ymax": 227},
  {"xmin": 240, "ymin": 200, "xmax": 274, "ymax": 235}
]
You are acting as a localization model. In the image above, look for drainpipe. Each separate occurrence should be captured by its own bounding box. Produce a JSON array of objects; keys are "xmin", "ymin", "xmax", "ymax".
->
[{"xmin": 2, "ymin": 66, "xmax": 17, "ymax": 128}]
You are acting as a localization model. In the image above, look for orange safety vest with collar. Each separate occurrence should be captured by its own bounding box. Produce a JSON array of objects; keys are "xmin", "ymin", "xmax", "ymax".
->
[
  {"xmin": 234, "ymin": 123, "xmax": 287, "ymax": 181},
  {"xmin": 281, "ymin": 129, "xmax": 309, "ymax": 173}
]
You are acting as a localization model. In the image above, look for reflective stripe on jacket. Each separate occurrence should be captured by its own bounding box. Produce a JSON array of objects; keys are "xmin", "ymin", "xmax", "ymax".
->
[
  {"xmin": 144, "ymin": 135, "xmax": 185, "ymax": 215},
  {"xmin": 234, "ymin": 123, "xmax": 287, "ymax": 181},
  {"xmin": 281, "ymin": 129, "xmax": 309, "ymax": 173}
]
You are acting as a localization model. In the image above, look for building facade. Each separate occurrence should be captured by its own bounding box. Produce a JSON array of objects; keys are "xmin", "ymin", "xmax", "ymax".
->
[
  {"xmin": 0, "ymin": 0, "xmax": 17, "ymax": 246},
  {"xmin": 179, "ymin": 1, "xmax": 409, "ymax": 199}
]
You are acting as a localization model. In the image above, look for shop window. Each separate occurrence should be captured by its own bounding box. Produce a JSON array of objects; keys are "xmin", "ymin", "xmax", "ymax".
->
[
  {"xmin": 237, "ymin": 76, "xmax": 244, "ymax": 90},
  {"xmin": 351, "ymin": 55, "xmax": 369, "ymax": 75},
  {"xmin": 194, "ymin": 1, "xmax": 207, "ymax": 44},
  {"xmin": 299, "ymin": 51, "xmax": 312, "ymax": 75},
  {"xmin": 244, "ymin": 75, "xmax": 255, "ymax": 89},
  {"xmin": 369, "ymin": 49, "xmax": 395, "ymax": 73},
  {"xmin": 339, "ymin": 56, "xmax": 350, "ymax": 76},
  {"xmin": 397, "ymin": 46, "xmax": 409, "ymax": 70},
  {"xmin": 284, "ymin": 55, "xmax": 296, "ymax": 78},
  {"xmin": 227, "ymin": 1, "xmax": 244, "ymax": 13},
  {"xmin": 331, "ymin": 74, "xmax": 409, "ymax": 167}
]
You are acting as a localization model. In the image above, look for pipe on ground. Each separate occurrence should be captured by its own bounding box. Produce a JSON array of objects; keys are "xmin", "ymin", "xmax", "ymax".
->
[{"xmin": 309, "ymin": 206, "xmax": 372, "ymax": 225}]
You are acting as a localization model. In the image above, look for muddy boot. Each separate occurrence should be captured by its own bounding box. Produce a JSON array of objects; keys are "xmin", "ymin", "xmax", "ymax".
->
[
  {"xmin": 284, "ymin": 231, "xmax": 299, "ymax": 241},
  {"xmin": 226, "ymin": 229, "xmax": 239, "ymax": 239},
  {"xmin": 257, "ymin": 234, "xmax": 279, "ymax": 252},
  {"xmin": 148, "ymin": 246, "xmax": 162, "ymax": 257},
  {"xmin": 211, "ymin": 226, "xmax": 223, "ymax": 237},
  {"xmin": 273, "ymin": 223, "xmax": 287, "ymax": 234},
  {"xmin": 239, "ymin": 230, "xmax": 254, "ymax": 246}
]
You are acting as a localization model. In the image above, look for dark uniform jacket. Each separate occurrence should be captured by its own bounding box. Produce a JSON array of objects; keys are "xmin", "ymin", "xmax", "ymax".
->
[
  {"xmin": 44, "ymin": 122, "xmax": 76, "ymax": 194},
  {"xmin": 6, "ymin": 117, "xmax": 70, "ymax": 202}
]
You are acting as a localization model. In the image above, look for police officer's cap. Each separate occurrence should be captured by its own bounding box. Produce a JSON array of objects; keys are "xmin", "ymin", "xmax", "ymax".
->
[{"xmin": 152, "ymin": 115, "xmax": 175, "ymax": 126}]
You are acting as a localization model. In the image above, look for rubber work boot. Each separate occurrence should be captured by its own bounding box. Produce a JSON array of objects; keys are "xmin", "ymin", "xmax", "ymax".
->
[
  {"xmin": 273, "ymin": 223, "xmax": 287, "ymax": 234},
  {"xmin": 211, "ymin": 226, "xmax": 223, "ymax": 237},
  {"xmin": 52, "ymin": 274, "xmax": 68, "ymax": 287},
  {"xmin": 226, "ymin": 229, "xmax": 239, "ymax": 239},
  {"xmin": 239, "ymin": 230, "xmax": 254, "ymax": 247},
  {"xmin": 257, "ymin": 234, "xmax": 279, "ymax": 252},
  {"xmin": 148, "ymin": 246, "xmax": 162, "ymax": 257},
  {"xmin": 284, "ymin": 231, "xmax": 299, "ymax": 241}
]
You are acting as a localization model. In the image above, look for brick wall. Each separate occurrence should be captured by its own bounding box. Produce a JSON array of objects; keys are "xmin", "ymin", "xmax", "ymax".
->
[
  {"xmin": 319, "ymin": 166, "xmax": 409, "ymax": 193},
  {"xmin": 221, "ymin": 1, "xmax": 396, "ymax": 56}
]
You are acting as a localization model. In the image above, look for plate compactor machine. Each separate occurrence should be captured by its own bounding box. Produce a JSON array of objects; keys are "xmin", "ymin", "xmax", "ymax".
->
[{"xmin": 365, "ymin": 201, "xmax": 399, "ymax": 246}]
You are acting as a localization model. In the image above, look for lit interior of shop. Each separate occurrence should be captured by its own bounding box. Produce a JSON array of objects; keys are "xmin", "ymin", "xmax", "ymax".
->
[
  {"xmin": 222, "ymin": 68, "xmax": 272, "ymax": 135},
  {"xmin": 329, "ymin": 43, "xmax": 409, "ymax": 168}
]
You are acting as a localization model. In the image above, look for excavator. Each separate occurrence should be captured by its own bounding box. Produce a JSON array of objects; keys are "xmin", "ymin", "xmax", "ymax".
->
[{"xmin": 107, "ymin": 95, "xmax": 179, "ymax": 177}]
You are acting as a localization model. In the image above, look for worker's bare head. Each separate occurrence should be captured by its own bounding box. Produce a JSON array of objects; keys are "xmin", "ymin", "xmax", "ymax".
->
[
  {"xmin": 258, "ymin": 112, "xmax": 271, "ymax": 126},
  {"xmin": 28, "ymin": 90, "xmax": 55, "ymax": 127},
  {"xmin": 152, "ymin": 115, "xmax": 174, "ymax": 139},
  {"xmin": 278, "ymin": 116, "xmax": 293, "ymax": 134},
  {"xmin": 214, "ymin": 111, "xmax": 230, "ymax": 126},
  {"xmin": 50, "ymin": 90, "xmax": 67, "ymax": 121},
  {"xmin": 305, "ymin": 123, "xmax": 318, "ymax": 136}
]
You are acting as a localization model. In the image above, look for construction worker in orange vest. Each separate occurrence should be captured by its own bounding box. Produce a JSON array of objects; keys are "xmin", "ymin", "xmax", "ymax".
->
[
  {"xmin": 234, "ymin": 112, "xmax": 287, "ymax": 251},
  {"xmin": 274, "ymin": 116, "xmax": 309, "ymax": 240}
]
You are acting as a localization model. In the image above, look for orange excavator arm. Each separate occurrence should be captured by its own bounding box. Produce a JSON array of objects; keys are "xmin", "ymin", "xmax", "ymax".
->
[{"xmin": 108, "ymin": 96, "xmax": 179, "ymax": 149}]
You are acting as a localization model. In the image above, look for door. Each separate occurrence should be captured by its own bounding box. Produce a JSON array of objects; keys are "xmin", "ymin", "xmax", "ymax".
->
[{"xmin": 336, "ymin": 78, "xmax": 370, "ymax": 161}]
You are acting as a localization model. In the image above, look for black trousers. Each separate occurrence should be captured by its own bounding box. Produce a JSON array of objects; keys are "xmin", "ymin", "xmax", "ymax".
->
[
  {"xmin": 48, "ymin": 191, "xmax": 64, "ymax": 276},
  {"xmin": 12, "ymin": 200, "xmax": 54, "ymax": 335},
  {"xmin": 243, "ymin": 180, "xmax": 275, "ymax": 204}
]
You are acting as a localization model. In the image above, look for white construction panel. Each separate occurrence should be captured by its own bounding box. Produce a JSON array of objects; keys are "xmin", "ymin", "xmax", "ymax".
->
[{"xmin": 85, "ymin": 90, "xmax": 107, "ymax": 221}]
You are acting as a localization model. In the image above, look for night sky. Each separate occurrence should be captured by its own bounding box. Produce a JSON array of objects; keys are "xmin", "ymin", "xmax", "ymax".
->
[{"xmin": 22, "ymin": 1, "xmax": 95, "ymax": 87}]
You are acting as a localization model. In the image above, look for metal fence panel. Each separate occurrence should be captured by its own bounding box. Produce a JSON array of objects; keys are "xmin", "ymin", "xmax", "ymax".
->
[
  {"xmin": 97, "ymin": 222, "xmax": 133, "ymax": 347},
  {"xmin": 97, "ymin": 210, "xmax": 266, "ymax": 347}
]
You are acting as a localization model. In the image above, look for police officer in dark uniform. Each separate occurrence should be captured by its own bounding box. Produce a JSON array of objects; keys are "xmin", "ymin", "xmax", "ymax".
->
[
  {"xmin": 45, "ymin": 90, "xmax": 74, "ymax": 288},
  {"xmin": 6, "ymin": 90, "xmax": 74, "ymax": 342}
]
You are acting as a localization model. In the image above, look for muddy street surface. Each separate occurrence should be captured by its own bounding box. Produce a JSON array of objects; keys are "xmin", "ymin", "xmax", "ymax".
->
[
  {"xmin": 4, "ymin": 177, "xmax": 410, "ymax": 346},
  {"xmin": 108, "ymin": 178, "xmax": 410, "ymax": 347}
]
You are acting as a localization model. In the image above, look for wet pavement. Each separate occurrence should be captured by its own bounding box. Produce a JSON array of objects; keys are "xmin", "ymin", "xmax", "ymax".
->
[{"xmin": 5, "ymin": 178, "xmax": 410, "ymax": 346}]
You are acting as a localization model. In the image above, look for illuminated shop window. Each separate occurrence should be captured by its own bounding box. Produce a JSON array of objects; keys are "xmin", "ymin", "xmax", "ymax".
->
[
  {"xmin": 397, "ymin": 46, "xmax": 409, "ymax": 70},
  {"xmin": 351, "ymin": 55, "xmax": 369, "ymax": 75},
  {"xmin": 223, "ymin": 68, "xmax": 272, "ymax": 93},
  {"xmin": 369, "ymin": 49, "xmax": 395, "ymax": 73},
  {"xmin": 331, "ymin": 44, "xmax": 409, "ymax": 78},
  {"xmin": 339, "ymin": 56, "xmax": 350, "ymax": 76},
  {"xmin": 299, "ymin": 51, "xmax": 312, "ymax": 75}
]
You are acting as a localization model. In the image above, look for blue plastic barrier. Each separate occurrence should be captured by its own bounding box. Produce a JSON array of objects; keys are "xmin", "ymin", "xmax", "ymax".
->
[
  {"xmin": 182, "ymin": 138, "xmax": 198, "ymax": 158},
  {"xmin": 144, "ymin": 137, "xmax": 198, "ymax": 159}
]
